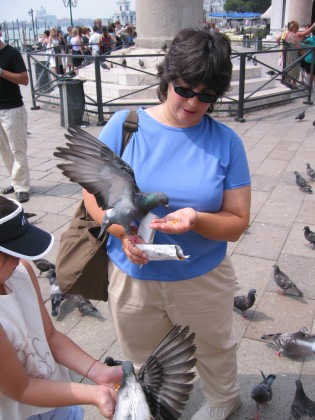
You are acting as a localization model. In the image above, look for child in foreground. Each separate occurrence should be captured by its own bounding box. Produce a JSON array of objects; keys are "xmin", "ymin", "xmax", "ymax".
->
[{"xmin": 0, "ymin": 196, "xmax": 122, "ymax": 419}]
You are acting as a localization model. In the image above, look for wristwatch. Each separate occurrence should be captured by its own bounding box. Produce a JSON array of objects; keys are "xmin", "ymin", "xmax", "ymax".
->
[{"xmin": 0, "ymin": 67, "xmax": 3, "ymax": 76}]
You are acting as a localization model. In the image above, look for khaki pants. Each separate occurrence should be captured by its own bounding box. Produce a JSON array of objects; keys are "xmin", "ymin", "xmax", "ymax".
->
[
  {"xmin": 108, "ymin": 255, "xmax": 239, "ymax": 407},
  {"xmin": 0, "ymin": 106, "xmax": 30, "ymax": 192}
]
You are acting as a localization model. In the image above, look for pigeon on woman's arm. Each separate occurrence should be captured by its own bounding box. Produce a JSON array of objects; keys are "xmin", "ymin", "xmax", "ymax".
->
[
  {"xmin": 54, "ymin": 127, "xmax": 169, "ymax": 239},
  {"xmin": 105, "ymin": 325, "xmax": 196, "ymax": 420}
]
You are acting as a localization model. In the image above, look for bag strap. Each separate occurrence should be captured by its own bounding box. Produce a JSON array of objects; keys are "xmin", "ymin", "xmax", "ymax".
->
[{"xmin": 120, "ymin": 110, "xmax": 138, "ymax": 156}]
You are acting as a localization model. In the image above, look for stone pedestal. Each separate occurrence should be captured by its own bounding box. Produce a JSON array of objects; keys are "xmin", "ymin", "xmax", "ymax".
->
[
  {"xmin": 288, "ymin": 0, "xmax": 313, "ymax": 27},
  {"xmin": 135, "ymin": 0, "xmax": 204, "ymax": 48}
]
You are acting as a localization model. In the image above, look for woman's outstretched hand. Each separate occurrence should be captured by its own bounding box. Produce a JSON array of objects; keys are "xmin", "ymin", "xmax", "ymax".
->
[{"xmin": 150, "ymin": 208, "xmax": 198, "ymax": 234}]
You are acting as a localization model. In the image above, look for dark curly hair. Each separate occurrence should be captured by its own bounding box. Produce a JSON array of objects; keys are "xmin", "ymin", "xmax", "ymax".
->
[{"xmin": 157, "ymin": 28, "xmax": 232, "ymax": 103}]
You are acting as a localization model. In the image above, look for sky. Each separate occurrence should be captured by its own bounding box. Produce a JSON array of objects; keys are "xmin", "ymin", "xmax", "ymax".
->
[{"xmin": 1, "ymin": 0, "xmax": 136, "ymax": 22}]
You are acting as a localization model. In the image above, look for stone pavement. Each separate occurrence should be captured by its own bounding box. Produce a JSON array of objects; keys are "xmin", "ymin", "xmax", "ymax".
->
[{"xmin": 1, "ymin": 81, "xmax": 315, "ymax": 419}]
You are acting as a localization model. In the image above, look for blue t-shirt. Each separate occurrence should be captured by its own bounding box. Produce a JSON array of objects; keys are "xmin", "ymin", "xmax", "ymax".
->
[{"xmin": 99, "ymin": 107, "xmax": 250, "ymax": 281}]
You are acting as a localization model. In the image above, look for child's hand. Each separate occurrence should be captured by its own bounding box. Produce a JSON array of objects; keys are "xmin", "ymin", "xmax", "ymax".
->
[
  {"xmin": 95, "ymin": 384, "xmax": 117, "ymax": 418},
  {"xmin": 150, "ymin": 208, "xmax": 198, "ymax": 234},
  {"xmin": 87, "ymin": 361, "xmax": 123, "ymax": 386}
]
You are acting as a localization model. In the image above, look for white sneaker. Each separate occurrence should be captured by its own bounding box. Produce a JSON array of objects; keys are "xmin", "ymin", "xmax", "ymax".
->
[{"xmin": 191, "ymin": 397, "xmax": 241, "ymax": 420}]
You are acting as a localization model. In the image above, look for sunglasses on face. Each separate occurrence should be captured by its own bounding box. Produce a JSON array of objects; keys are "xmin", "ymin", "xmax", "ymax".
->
[{"xmin": 172, "ymin": 80, "xmax": 218, "ymax": 104}]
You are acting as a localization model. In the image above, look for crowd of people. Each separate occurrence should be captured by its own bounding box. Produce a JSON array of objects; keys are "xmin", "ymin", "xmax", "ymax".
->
[
  {"xmin": 37, "ymin": 19, "xmax": 136, "ymax": 75},
  {"xmin": 277, "ymin": 21, "xmax": 315, "ymax": 88}
]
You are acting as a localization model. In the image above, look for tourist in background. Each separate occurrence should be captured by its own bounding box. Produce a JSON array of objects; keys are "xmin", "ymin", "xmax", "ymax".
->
[
  {"xmin": 47, "ymin": 28, "xmax": 61, "ymax": 74},
  {"xmin": 99, "ymin": 26, "xmax": 112, "ymax": 60},
  {"xmin": 0, "ymin": 32, "xmax": 30, "ymax": 203},
  {"xmin": 89, "ymin": 25, "xmax": 101, "ymax": 56},
  {"xmin": 84, "ymin": 28, "xmax": 251, "ymax": 420},
  {"xmin": 301, "ymin": 25, "xmax": 315, "ymax": 84},
  {"xmin": 71, "ymin": 27, "xmax": 84, "ymax": 74}
]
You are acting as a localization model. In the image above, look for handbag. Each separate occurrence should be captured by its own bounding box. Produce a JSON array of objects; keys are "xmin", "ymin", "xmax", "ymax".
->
[{"xmin": 56, "ymin": 110, "xmax": 138, "ymax": 301}]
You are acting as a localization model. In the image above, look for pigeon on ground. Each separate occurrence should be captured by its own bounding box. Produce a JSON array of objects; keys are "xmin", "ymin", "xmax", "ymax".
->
[
  {"xmin": 121, "ymin": 58, "xmax": 127, "ymax": 67},
  {"xmin": 272, "ymin": 264, "xmax": 303, "ymax": 296},
  {"xmin": 306, "ymin": 163, "xmax": 315, "ymax": 181},
  {"xmin": 251, "ymin": 370, "xmax": 276, "ymax": 420},
  {"xmin": 313, "ymin": 120, "xmax": 315, "ymax": 127},
  {"xmin": 295, "ymin": 110, "xmax": 305, "ymax": 121},
  {"xmin": 24, "ymin": 212, "xmax": 37, "ymax": 219},
  {"xmin": 304, "ymin": 226, "xmax": 315, "ymax": 247},
  {"xmin": 266, "ymin": 70, "xmax": 276, "ymax": 76},
  {"xmin": 294, "ymin": 171, "xmax": 312, "ymax": 193},
  {"xmin": 54, "ymin": 127, "xmax": 169, "ymax": 238},
  {"xmin": 253, "ymin": 56, "xmax": 257, "ymax": 66},
  {"xmin": 287, "ymin": 335, "xmax": 315, "ymax": 357},
  {"xmin": 291, "ymin": 379, "xmax": 315, "ymax": 419},
  {"xmin": 105, "ymin": 325, "xmax": 196, "ymax": 420},
  {"xmin": 234, "ymin": 288, "xmax": 256, "ymax": 318},
  {"xmin": 261, "ymin": 327, "xmax": 310, "ymax": 356},
  {"xmin": 33, "ymin": 258, "xmax": 56, "ymax": 275},
  {"xmin": 161, "ymin": 43, "xmax": 167, "ymax": 53},
  {"xmin": 139, "ymin": 59, "xmax": 145, "ymax": 69},
  {"xmin": 48, "ymin": 266, "xmax": 99, "ymax": 317},
  {"xmin": 100, "ymin": 61, "xmax": 110, "ymax": 70}
]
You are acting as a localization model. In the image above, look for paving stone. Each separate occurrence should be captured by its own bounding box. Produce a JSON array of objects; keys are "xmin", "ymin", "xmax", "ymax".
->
[
  {"xmin": 296, "ymin": 201, "xmax": 315, "ymax": 225},
  {"xmin": 255, "ymin": 200, "xmax": 301, "ymax": 227},
  {"xmin": 235, "ymin": 222, "xmax": 289, "ymax": 260},
  {"xmin": 255, "ymin": 158, "xmax": 289, "ymax": 177},
  {"xmin": 250, "ymin": 190, "xmax": 270, "ymax": 222},
  {"xmin": 282, "ymin": 222, "xmax": 315, "ymax": 258},
  {"xmin": 268, "ymin": 183, "xmax": 304, "ymax": 204},
  {"xmin": 245, "ymin": 291, "xmax": 315, "ymax": 341},
  {"xmin": 268, "ymin": 149, "xmax": 295, "ymax": 161},
  {"xmin": 274, "ymin": 141, "xmax": 301, "ymax": 152},
  {"xmin": 45, "ymin": 183, "xmax": 82, "ymax": 197},
  {"xmin": 251, "ymin": 174, "xmax": 279, "ymax": 192}
]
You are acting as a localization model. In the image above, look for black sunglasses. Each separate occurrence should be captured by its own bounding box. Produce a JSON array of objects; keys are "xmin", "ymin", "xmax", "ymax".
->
[{"xmin": 172, "ymin": 80, "xmax": 218, "ymax": 104}]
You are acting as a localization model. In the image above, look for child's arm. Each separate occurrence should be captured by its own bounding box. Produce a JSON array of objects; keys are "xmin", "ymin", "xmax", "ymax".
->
[
  {"xmin": 0, "ymin": 324, "xmax": 116, "ymax": 418},
  {"xmin": 21, "ymin": 260, "xmax": 122, "ymax": 386}
]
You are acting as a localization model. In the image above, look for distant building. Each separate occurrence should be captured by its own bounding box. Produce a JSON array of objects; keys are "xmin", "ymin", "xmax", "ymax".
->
[
  {"xmin": 112, "ymin": 0, "xmax": 136, "ymax": 25},
  {"xmin": 203, "ymin": 0, "xmax": 226, "ymax": 14}
]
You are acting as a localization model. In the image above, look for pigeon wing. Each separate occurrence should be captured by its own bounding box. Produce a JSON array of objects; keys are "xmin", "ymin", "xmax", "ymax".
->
[
  {"xmin": 137, "ymin": 325, "xmax": 196, "ymax": 420},
  {"xmin": 54, "ymin": 127, "xmax": 139, "ymax": 210}
]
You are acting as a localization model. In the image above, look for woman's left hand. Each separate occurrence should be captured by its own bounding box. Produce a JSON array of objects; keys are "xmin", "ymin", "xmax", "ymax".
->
[{"xmin": 150, "ymin": 207, "xmax": 198, "ymax": 234}]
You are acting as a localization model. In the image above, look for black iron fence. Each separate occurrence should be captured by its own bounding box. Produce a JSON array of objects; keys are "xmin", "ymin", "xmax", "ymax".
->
[{"xmin": 26, "ymin": 42, "xmax": 315, "ymax": 124}]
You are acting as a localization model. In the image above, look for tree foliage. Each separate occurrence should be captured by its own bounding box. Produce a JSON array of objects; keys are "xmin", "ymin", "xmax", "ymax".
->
[{"xmin": 224, "ymin": 0, "xmax": 271, "ymax": 13}]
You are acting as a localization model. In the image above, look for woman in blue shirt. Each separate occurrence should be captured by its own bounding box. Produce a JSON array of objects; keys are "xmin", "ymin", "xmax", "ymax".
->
[
  {"xmin": 301, "ymin": 26, "xmax": 315, "ymax": 82},
  {"xmin": 84, "ymin": 28, "xmax": 251, "ymax": 420}
]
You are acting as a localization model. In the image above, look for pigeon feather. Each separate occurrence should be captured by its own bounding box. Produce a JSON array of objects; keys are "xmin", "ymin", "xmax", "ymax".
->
[
  {"xmin": 295, "ymin": 110, "xmax": 305, "ymax": 121},
  {"xmin": 306, "ymin": 163, "xmax": 315, "ymax": 181},
  {"xmin": 251, "ymin": 370, "xmax": 276, "ymax": 420},
  {"xmin": 294, "ymin": 171, "xmax": 312, "ymax": 193},
  {"xmin": 54, "ymin": 127, "xmax": 169, "ymax": 236},
  {"xmin": 108, "ymin": 325, "xmax": 196, "ymax": 420},
  {"xmin": 234, "ymin": 288, "xmax": 256, "ymax": 317}
]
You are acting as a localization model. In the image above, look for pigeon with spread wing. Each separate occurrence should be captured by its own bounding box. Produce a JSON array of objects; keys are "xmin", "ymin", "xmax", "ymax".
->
[
  {"xmin": 106, "ymin": 325, "xmax": 196, "ymax": 420},
  {"xmin": 54, "ymin": 127, "xmax": 169, "ymax": 238},
  {"xmin": 261, "ymin": 327, "xmax": 309, "ymax": 357}
]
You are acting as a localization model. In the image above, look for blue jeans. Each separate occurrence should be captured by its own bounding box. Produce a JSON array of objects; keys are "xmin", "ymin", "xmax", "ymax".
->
[{"xmin": 28, "ymin": 405, "xmax": 84, "ymax": 419}]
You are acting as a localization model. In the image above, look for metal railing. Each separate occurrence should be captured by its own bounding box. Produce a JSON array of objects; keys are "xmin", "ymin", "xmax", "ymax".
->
[{"xmin": 27, "ymin": 42, "xmax": 315, "ymax": 123}]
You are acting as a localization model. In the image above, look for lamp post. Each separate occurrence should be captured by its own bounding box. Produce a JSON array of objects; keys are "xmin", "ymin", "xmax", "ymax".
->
[
  {"xmin": 28, "ymin": 9, "xmax": 36, "ymax": 42},
  {"xmin": 63, "ymin": 0, "xmax": 78, "ymax": 27}
]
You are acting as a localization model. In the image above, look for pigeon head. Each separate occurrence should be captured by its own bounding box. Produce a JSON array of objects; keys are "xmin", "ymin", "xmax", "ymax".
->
[
  {"xmin": 304, "ymin": 226, "xmax": 311, "ymax": 233},
  {"xmin": 249, "ymin": 288, "xmax": 257, "ymax": 295},
  {"xmin": 142, "ymin": 192, "xmax": 169, "ymax": 211},
  {"xmin": 273, "ymin": 264, "xmax": 279, "ymax": 272},
  {"xmin": 299, "ymin": 327, "xmax": 309, "ymax": 337},
  {"xmin": 121, "ymin": 360, "xmax": 136, "ymax": 382},
  {"xmin": 306, "ymin": 163, "xmax": 310, "ymax": 169},
  {"xmin": 294, "ymin": 171, "xmax": 299, "ymax": 177}
]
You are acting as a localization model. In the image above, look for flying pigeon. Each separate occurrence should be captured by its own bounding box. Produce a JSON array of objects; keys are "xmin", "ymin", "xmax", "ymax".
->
[
  {"xmin": 33, "ymin": 258, "xmax": 56, "ymax": 275},
  {"xmin": 295, "ymin": 110, "xmax": 305, "ymax": 121},
  {"xmin": 106, "ymin": 325, "xmax": 196, "ymax": 420},
  {"xmin": 291, "ymin": 379, "xmax": 315, "ymax": 419},
  {"xmin": 251, "ymin": 370, "xmax": 276, "ymax": 420},
  {"xmin": 261, "ymin": 327, "xmax": 310, "ymax": 357},
  {"xmin": 272, "ymin": 264, "xmax": 303, "ymax": 296},
  {"xmin": 54, "ymin": 127, "xmax": 169, "ymax": 238},
  {"xmin": 306, "ymin": 163, "xmax": 315, "ymax": 181},
  {"xmin": 294, "ymin": 171, "xmax": 312, "ymax": 193},
  {"xmin": 266, "ymin": 70, "xmax": 276, "ymax": 76},
  {"xmin": 304, "ymin": 226, "xmax": 315, "ymax": 247},
  {"xmin": 121, "ymin": 58, "xmax": 127, "ymax": 67},
  {"xmin": 139, "ymin": 59, "xmax": 145, "ymax": 69},
  {"xmin": 234, "ymin": 288, "xmax": 256, "ymax": 318}
]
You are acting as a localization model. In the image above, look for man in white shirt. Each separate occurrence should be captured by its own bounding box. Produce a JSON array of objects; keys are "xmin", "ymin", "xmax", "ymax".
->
[{"xmin": 89, "ymin": 26, "xmax": 101, "ymax": 56}]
